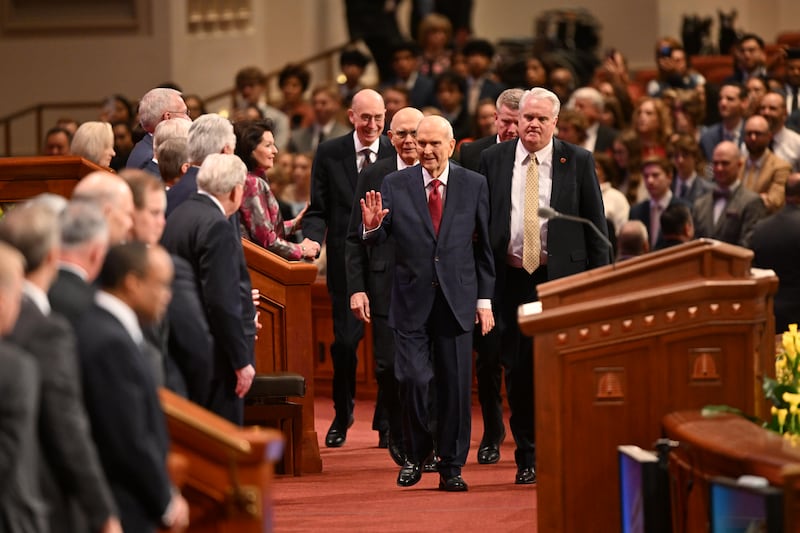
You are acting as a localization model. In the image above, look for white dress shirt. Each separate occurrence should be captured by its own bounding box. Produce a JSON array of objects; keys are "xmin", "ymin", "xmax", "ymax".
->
[{"xmin": 508, "ymin": 139, "xmax": 553, "ymax": 264}]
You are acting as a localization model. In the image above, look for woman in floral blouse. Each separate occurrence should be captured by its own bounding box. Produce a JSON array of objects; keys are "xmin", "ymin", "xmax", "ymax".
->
[{"xmin": 234, "ymin": 120, "xmax": 315, "ymax": 260}]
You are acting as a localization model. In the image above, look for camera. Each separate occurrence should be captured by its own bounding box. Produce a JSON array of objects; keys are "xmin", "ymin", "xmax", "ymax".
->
[{"xmin": 659, "ymin": 46, "xmax": 672, "ymax": 57}]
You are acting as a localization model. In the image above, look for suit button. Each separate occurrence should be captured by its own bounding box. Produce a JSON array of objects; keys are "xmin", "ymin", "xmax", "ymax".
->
[{"xmin": 434, "ymin": 256, "xmax": 439, "ymax": 262}]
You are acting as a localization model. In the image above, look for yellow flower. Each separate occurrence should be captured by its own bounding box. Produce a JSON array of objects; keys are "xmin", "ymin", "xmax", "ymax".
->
[
  {"xmin": 783, "ymin": 331, "xmax": 797, "ymax": 362},
  {"xmin": 778, "ymin": 408, "xmax": 788, "ymax": 427},
  {"xmin": 783, "ymin": 391, "xmax": 800, "ymax": 409}
]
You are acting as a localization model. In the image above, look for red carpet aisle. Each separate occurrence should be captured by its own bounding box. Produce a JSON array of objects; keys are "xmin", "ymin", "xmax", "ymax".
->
[{"xmin": 272, "ymin": 396, "xmax": 537, "ymax": 532}]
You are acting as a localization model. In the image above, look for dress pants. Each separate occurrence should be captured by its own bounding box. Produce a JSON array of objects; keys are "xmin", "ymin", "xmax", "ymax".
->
[
  {"xmin": 394, "ymin": 289, "xmax": 472, "ymax": 479},
  {"xmin": 330, "ymin": 289, "xmax": 365, "ymax": 428},
  {"xmin": 473, "ymin": 327, "xmax": 505, "ymax": 446},
  {"xmin": 499, "ymin": 264, "xmax": 547, "ymax": 469},
  {"xmin": 371, "ymin": 313, "xmax": 402, "ymax": 442}
]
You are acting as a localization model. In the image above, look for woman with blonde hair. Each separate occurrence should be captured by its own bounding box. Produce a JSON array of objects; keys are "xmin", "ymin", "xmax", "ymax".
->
[
  {"xmin": 71, "ymin": 121, "xmax": 115, "ymax": 168},
  {"xmin": 417, "ymin": 13, "xmax": 453, "ymax": 77}
]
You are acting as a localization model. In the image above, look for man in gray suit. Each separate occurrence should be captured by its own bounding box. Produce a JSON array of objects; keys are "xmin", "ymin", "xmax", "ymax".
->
[
  {"xmin": 288, "ymin": 85, "xmax": 350, "ymax": 154},
  {"xmin": 0, "ymin": 242, "xmax": 46, "ymax": 533},
  {"xmin": 692, "ymin": 141, "xmax": 767, "ymax": 247},
  {"xmin": 2, "ymin": 200, "xmax": 122, "ymax": 533}
]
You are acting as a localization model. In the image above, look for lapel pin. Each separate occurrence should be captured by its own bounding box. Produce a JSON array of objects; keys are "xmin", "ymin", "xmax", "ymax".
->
[{"xmin": 560, "ymin": 157, "xmax": 567, "ymax": 163}]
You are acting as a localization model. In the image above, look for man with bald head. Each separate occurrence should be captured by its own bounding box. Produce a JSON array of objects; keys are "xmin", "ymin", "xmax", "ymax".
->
[
  {"xmin": 758, "ymin": 91, "xmax": 800, "ymax": 172},
  {"xmin": 72, "ymin": 171, "xmax": 134, "ymax": 246},
  {"xmin": 739, "ymin": 114, "xmax": 790, "ymax": 212},
  {"xmin": 345, "ymin": 106, "xmax": 424, "ymax": 461},
  {"xmin": 361, "ymin": 115, "xmax": 495, "ymax": 492},
  {"xmin": 692, "ymin": 140, "xmax": 767, "ymax": 247},
  {"xmin": 304, "ymin": 88, "xmax": 394, "ymax": 448}
]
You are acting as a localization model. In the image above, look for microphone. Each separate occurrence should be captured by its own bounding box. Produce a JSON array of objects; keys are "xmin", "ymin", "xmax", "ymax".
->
[{"xmin": 538, "ymin": 206, "xmax": 615, "ymax": 263}]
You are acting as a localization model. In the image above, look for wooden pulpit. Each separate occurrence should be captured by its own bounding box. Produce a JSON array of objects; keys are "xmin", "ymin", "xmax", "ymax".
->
[
  {"xmin": 0, "ymin": 155, "xmax": 101, "ymax": 198},
  {"xmin": 518, "ymin": 239, "xmax": 779, "ymax": 532}
]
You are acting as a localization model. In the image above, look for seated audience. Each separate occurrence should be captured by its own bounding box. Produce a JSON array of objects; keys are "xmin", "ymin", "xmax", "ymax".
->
[
  {"xmin": 594, "ymin": 152, "xmax": 629, "ymax": 235},
  {"xmin": 739, "ymin": 114, "xmax": 790, "ymax": 212},
  {"xmin": 42, "ymin": 126, "xmax": 72, "ymax": 156},
  {"xmin": 699, "ymin": 82, "xmax": 747, "ymax": 161},
  {"xmin": 632, "ymin": 97, "xmax": 671, "ymax": 158},
  {"xmin": 555, "ymin": 109, "xmax": 588, "ymax": 146},
  {"xmin": 669, "ymin": 134, "xmax": 713, "ymax": 203},
  {"xmin": 646, "ymin": 38, "xmax": 705, "ymax": 98},
  {"xmin": 759, "ymin": 91, "xmax": 800, "ymax": 172},
  {"xmin": 71, "ymin": 122, "xmax": 115, "ymax": 168},
  {"xmin": 462, "ymin": 39, "xmax": 505, "ymax": 118},
  {"xmin": 288, "ymin": 85, "xmax": 350, "ymax": 154},
  {"xmin": 744, "ymin": 76, "xmax": 769, "ymax": 117},
  {"xmin": 381, "ymin": 85, "xmax": 411, "ymax": 135},
  {"xmin": 234, "ymin": 120, "xmax": 315, "ymax": 261},
  {"xmin": 612, "ymin": 129, "xmax": 647, "ymax": 204},
  {"xmin": 99, "ymin": 94, "xmax": 134, "ymax": 127},
  {"xmin": 655, "ymin": 203, "xmax": 694, "ymax": 250},
  {"xmin": 338, "ymin": 48, "xmax": 371, "ymax": 108},
  {"xmin": 629, "ymin": 157, "xmax": 690, "ymax": 249},
  {"xmin": 525, "ymin": 56, "xmax": 549, "ymax": 88},
  {"xmin": 567, "ymin": 86, "xmax": 618, "ymax": 153},
  {"xmin": 233, "ymin": 66, "xmax": 291, "ymax": 150},
  {"xmin": 384, "ymin": 41, "xmax": 437, "ymax": 110},
  {"xmin": 616, "ymin": 220, "xmax": 649, "ymax": 260},
  {"xmin": 726, "ymin": 33, "xmax": 768, "ymax": 83},
  {"xmin": 110, "ymin": 121, "xmax": 134, "ymax": 171},
  {"xmin": 278, "ymin": 63, "xmax": 315, "ymax": 130},
  {"xmin": 183, "ymin": 93, "xmax": 207, "ymax": 121},
  {"xmin": 417, "ymin": 13, "xmax": 452, "ymax": 77},
  {"xmin": 434, "ymin": 70, "xmax": 471, "ymax": 142}
]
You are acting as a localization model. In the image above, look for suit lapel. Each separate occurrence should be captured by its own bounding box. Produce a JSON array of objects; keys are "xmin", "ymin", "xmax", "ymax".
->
[
  {"xmin": 343, "ymin": 135, "xmax": 359, "ymax": 192},
  {"xmin": 438, "ymin": 164, "xmax": 461, "ymax": 240},
  {"xmin": 550, "ymin": 139, "xmax": 567, "ymax": 209},
  {"xmin": 408, "ymin": 166, "xmax": 436, "ymax": 238}
]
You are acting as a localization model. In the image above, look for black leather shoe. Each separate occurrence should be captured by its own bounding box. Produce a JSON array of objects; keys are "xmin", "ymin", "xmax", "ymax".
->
[
  {"xmin": 388, "ymin": 438, "xmax": 405, "ymax": 467},
  {"xmin": 439, "ymin": 474, "xmax": 468, "ymax": 492},
  {"xmin": 397, "ymin": 461, "xmax": 422, "ymax": 487},
  {"xmin": 515, "ymin": 466, "xmax": 536, "ymax": 485},
  {"xmin": 377, "ymin": 429, "xmax": 389, "ymax": 449},
  {"xmin": 422, "ymin": 452, "xmax": 439, "ymax": 473},
  {"xmin": 477, "ymin": 443, "xmax": 501, "ymax": 464},
  {"xmin": 324, "ymin": 416, "xmax": 354, "ymax": 448}
]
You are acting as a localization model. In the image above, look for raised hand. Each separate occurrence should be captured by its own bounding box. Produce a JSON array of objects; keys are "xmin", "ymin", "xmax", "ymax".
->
[{"xmin": 360, "ymin": 190, "xmax": 389, "ymax": 231}]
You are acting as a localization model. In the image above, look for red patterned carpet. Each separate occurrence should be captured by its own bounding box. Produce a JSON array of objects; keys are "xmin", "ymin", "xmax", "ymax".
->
[{"xmin": 271, "ymin": 396, "xmax": 537, "ymax": 532}]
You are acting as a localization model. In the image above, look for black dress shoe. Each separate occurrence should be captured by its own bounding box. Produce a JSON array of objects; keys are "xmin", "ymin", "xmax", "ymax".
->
[
  {"xmin": 515, "ymin": 466, "xmax": 536, "ymax": 485},
  {"xmin": 422, "ymin": 452, "xmax": 439, "ymax": 473},
  {"xmin": 439, "ymin": 474, "xmax": 468, "ymax": 492},
  {"xmin": 477, "ymin": 443, "xmax": 501, "ymax": 464},
  {"xmin": 387, "ymin": 438, "xmax": 405, "ymax": 467},
  {"xmin": 324, "ymin": 416, "xmax": 354, "ymax": 448},
  {"xmin": 397, "ymin": 460, "xmax": 422, "ymax": 487}
]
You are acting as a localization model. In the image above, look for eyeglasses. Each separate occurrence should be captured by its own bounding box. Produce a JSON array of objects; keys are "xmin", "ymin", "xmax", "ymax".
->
[{"xmin": 166, "ymin": 109, "xmax": 189, "ymax": 117}]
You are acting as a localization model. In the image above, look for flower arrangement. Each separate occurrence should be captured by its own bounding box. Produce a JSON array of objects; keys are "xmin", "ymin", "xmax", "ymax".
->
[{"xmin": 764, "ymin": 324, "xmax": 800, "ymax": 440}]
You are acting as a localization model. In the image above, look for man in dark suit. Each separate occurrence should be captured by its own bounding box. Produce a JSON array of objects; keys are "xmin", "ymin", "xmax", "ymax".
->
[
  {"xmin": 459, "ymin": 88, "xmax": 523, "ymax": 172},
  {"xmin": 752, "ymin": 173, "xmax": 800, "ymax": 333},
  {"xmin": 346, "ymin": 106, "xmax": 424, "ymax": 461},
  {"xmin": 629, "ymin": 157, "xmax": 691, "ymax": 249},
  {"xmin": 162, "ymin": 154, "xmax": 255, "ymax": 424},
  {"xmin": 1, "ymin": 201, "xmax": 122, "ymax": 533},
  {"xmin": 478, "ymin": 87, "xmax": 610, "ymax": 485},
  {"xmin": 76, "ymin": 243, "xmax": 188, "ymax": 533},
  {"xmin": 362, "ymin": 115, "xmax": 495, "ymax": 492},
  {"xmin": 566, "ymin": 86, "xmax": 618, "ymax": 153},
  {"xmin": 0, "ymin": 242, "xmax": 48, "ymax": 533},
  {"xmin": 692, "ymin": 141, "xmax": 768, "ymax": 247},
  {"xmin": 49, "ymin": 200, "xmax": 110, "ymax": 329},
  {"xmin": 463, "ymin": 39, "xmax": 506, "ymax": 118},
  {"xmin": 304, "ymin": 88, "xmax": 394, "ymax": 447},
  {"xmin": 127, "ymin": 87, "xmax": 190, "ymax": 169},
  {"xmin": 458, "ymin": 87, "xmax": 523, "ymax": 466},
  {"xmin": 699, "ymin": 83, "xmax": 747, "ymax": 161}
]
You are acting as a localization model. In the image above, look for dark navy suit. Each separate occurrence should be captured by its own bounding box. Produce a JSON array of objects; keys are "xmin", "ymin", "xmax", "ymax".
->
[{"xmin": 364, "ymin": 163, "xmax": 494, "ymax": 478}]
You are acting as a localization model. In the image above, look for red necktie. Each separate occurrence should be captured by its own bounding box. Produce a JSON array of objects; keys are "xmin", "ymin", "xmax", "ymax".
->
[{"xmin": 428, "ymin": 179, "xmax": 442, "ymax": 236}]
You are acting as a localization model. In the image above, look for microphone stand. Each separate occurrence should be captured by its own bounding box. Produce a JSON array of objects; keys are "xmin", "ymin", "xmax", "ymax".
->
[{"xmin": 538, "ymin": 206, "xmax": 615, "ymax": 267}]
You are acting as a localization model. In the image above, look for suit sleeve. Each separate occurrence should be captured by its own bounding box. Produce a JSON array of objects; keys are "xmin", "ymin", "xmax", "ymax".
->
[
  {"xmin": 79, "ymin": 332, "xmax": 172, "ymax": 522},
  {"xmin": 199, "ymin": 218, "xmax": 250, "ymax": 370},
  {"xmin": 345, "ymin": 169, "xmax": 372, "ymax": 297},
  {"xmin": 763, "ymin": 160, "xmax": 789, "ymax": 212},
  {"xmin": 303, "ymin": 144, "xmax": 331, "ymax": 245},
  {"xmin": 27, "ymin": 316, "xmax": 118, "ymax": 530},
  {"xmin": 739, "ymin": 198, "xmax": 768, "ymax": 248},
  {"xmin": 577, "ymin": 151, "xmax": 612, "ymax": 267},
  {"xmin": 474, "ymin": 176, "xmax": 496, "ymax": 300},
  {"xmin": 0, "ymin": 347, "xmax": 39, "ymax": 496}
]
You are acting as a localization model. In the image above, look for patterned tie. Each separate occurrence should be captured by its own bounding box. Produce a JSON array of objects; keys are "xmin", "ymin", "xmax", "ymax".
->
[
  {"xmin": 428, "ymin": 179, "xmax": 443, "ymax": 237},
  {"xmin": 359, "ymin": 148, "xmax": 372, "ymax": 172},
  {"xmin": 522, "ymin": 155, "xmax": 540, "ymax": 274}
]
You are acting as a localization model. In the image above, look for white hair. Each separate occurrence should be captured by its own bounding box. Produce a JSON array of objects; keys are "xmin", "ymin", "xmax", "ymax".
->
[
  {"xmin": 519, "ymin": 87, "xmax": 561, "ymax": 117},
  {"xmin": 138, "ymin": 88, "xmax": 183, "ymax": 132},
  {"xmin": 70, "ymin": 121, "xmax": 113, "ymax": 166},
  {"xmin": 187, "ymin": 114, "xmax": 236, "ymax": 165},
  {"xmin": 566, "ymin": 87, "xmax": 604, "ymax": 113},
  {"xmin": 496, "ymin": 88, "xmax": 525, "ymax": 111},
  {"xmin": 154, "ymin": 118, "xmax": 191, "ymax": 153},
  {"xmin": 197, "ymin": 153, "xmax": 246, "ymax": 196}
]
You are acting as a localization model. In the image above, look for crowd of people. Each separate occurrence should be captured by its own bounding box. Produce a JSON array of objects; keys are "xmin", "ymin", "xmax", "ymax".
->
[{"xmin": 6, "ymin": 6, "xmax": 800, "ymax": 530}]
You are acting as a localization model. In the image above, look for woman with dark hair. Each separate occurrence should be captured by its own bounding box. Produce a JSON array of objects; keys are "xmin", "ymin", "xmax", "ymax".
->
[
  {"xmin": 100, "ymin": 94, "xmax": 134, "ymax": 127},
  {"xmin": 278, "ymin": 64, "xmax": 314, "ymax": 130},
  {"xmin": 612, "ymin": 129, "xmax": 648, "ymax": 205},
  {"xmin": 234, "ymin": 120, "xmax": 313, "ymax": 260}
]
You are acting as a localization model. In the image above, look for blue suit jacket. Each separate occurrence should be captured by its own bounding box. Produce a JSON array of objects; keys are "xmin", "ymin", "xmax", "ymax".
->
[
  {"xmin": 699, "ymin": 122, "xmax": 744, "ymax": 161},
  {"xmin": 125, "ymin": 134, "xmax": 153, "ymax": 170},
  {"xmin": 365, "ymin": 163, "xmax": 495, "ymax": 332}
]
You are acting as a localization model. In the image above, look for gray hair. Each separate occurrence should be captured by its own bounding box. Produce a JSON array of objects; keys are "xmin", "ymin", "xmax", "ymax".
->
[
  {"xmin": 520, "ymin": 87, "xmax": 561, "ymax": 117},
  {"xmin": 154, "ymin": 118, "xmax": 191, "ymax": 153},
  {"xmin": 566, "ymin": 87, "xmax": 604, "ymax": 113},
  {"xmin": 0, "ymin": 200, "xmax": 60, "ymax": 273},
  {"xmin": 197, "ymin": 153, "xmax": 246, "ymax": 196},
  {"xmin": 187, "ymin": 114, "xmax": 236, "ymax": 165},
  {"xmin": 59, "ymin": 199, "xmax": 109, "ymax": 250},
  {"xmin": 138, "ymin": 88, "xmax": 183, "ymax": 132},
  {"xmin": 496, "ymin": 88, "xmax": 524, "ymax": 111},
  {"xmin": 29, "ymin": 193, "xmax": 68, "ymax": 216},
  {"xmin": 70, "ymin": 121, "xmax": 113, "ymax": 166}
]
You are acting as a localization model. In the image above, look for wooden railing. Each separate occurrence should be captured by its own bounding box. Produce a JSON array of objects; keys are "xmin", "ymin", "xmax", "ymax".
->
[{"xmin": 0, "ymin": 40, "xmax": 354, "ymax": 157}]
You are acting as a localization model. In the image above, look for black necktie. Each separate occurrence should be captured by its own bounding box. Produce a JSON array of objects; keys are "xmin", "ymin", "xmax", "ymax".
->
[{"xmin": 713, "ymin": 187, "xmax": 730, "ymax": 201}]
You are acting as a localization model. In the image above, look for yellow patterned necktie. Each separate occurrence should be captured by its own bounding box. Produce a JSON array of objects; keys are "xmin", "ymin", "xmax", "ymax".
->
[{"xmin": 522, "ymin": 155, "xmax": 540, "ymax": 274}]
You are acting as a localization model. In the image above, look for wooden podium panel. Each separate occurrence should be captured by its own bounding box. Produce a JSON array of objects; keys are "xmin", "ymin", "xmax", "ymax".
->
[
  {"xmin": 0, "ymin": 155, "xmax": 102, "ymax": 199},
  {"xmin": 664, "ymin": 410, "xmax": 800, "ymax": 532},
  {"xmin": 519, "ymin": 240, "xmax": 778, "ymax": 532}
]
